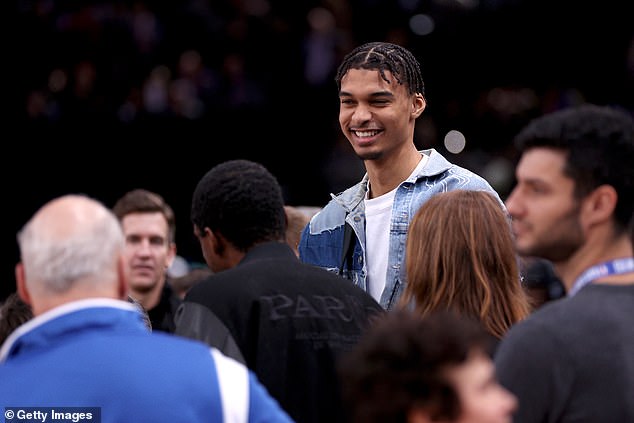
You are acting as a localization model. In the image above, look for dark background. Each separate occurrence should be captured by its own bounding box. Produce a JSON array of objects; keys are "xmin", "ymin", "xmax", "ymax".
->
[{"xmin": 4, "ymin": 0, "xmax": 633, "ymax": 300}]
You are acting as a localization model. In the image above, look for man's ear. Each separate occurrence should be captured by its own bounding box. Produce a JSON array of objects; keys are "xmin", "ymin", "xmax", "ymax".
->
[
  {"xmin": 165, "ymin": 242, "xmax": 177, "ymax": 269},
  {"xmin": 198, "ymin": 226, "xmax": 226, "ymax": 257},
  {"xmin": 411, "ymin": 94, "xmax": 426, "ymax": 119},
  {"xmin": 15, "ymin": 262, "xmax": 32, "ymax": 306},
  {"xmin": 581, "ymin": 185, "xmax": 617, "ymax": 228},
  {"xmin": 117, "ymin": 255, "xmax": 129, "ymax": 300},
  {"xmin": 210, "ymin": 229, "xmax": 227, "ymax": 256}
]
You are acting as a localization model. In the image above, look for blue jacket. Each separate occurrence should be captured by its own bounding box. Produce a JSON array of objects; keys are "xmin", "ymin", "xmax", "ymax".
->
[
  {"xmin": 299, "ymin": 149, "xmax": 503, "ymax": 310},
  {"xmin": 0, "ymin": 298, "xmax": 294, "ymax": 423}
]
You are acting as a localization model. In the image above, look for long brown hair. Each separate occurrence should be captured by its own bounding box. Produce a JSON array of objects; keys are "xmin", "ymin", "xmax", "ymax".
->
[{"xmin": 400, "ymin": 190, "xmax": 531, "ymax": 339}]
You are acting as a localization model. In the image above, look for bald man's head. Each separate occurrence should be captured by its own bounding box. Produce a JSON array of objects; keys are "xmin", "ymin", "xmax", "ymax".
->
[{"xmin": 16, "ymin": 195, "xmax": 126, "ymax": 314}]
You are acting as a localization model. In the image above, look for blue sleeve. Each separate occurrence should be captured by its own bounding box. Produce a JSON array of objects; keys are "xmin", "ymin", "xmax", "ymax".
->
[{"xmin": 247, "ymin": 371, "xmax": 295, "ymax": 423}]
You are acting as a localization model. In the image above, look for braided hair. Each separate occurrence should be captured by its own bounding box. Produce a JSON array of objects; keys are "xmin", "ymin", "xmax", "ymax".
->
[{"xmin": 335, "ymin": 42, "xmax": 425, "ymax": 97}]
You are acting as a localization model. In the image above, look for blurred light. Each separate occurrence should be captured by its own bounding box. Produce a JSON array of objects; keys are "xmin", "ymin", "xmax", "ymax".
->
[
  {"xmin": 307, "ymin": 7, "xmax": 335, "ymax": 32},
  {"xmin": 398, "ymin": 0, "xmax": 421, "ymax": 12},
  {"xmin": 444, "ymin": 130, "xmax": 466, "ymax": 154},
  {"xmin": 456, "ymin": 0, "xmax": 479, "ymax": 10},
  {"xmin": 481, "ymin": 156, "xmax": 514, "ymax": 196},
  {"xmin": 244, "ymin": 0, "xmax": 270, "ymax": 17},
  {"xmin": 117, "ymin": 102, "xmax": 137, "ymax": 123},
  {"xmin": 409, "ymin": 14, "xmax": 435, "ymax": 36},
  {"xmin": 433, "ymin": 0, "xmax": 478, "ymax": 10},
  {"xmin": 48, "ymin": 69, "xmax": 67, "ymax": 93}
]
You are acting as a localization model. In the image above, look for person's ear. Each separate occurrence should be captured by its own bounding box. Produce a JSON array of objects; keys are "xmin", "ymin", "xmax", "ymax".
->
[
  {"xmin": 15, "ymin": 262, "xmax": 32, "ymax": 306},
  {"xmin": 581, "ymin": 185, "xmax": 617, "ymax": 229},
  {"xmin": 117, "ymin": 255, "xmax": 129, "ymax": 300},
  {"xmin": 165, "ymin": 242, "xmax": 177, "ymax": 269},
  {"xmin": 198, "ymin": 226, "xmax": 226, "ymax": 257},
  {"xmin": 210, "ymin": 230, "xmax": 227, "ymax": 257},
  {"xmin": 411, "ymin": 93, "xmax": 426, "ymax": 119}
]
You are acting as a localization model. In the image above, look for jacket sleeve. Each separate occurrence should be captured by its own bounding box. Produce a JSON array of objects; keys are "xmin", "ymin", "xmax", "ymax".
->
[{"xmin": 175, "ymin": 301, "xmax": 246, "ymax": 364}]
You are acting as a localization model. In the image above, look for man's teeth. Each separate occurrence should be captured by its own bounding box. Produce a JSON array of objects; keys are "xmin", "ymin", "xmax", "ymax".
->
[{"xmin": 355, "ymin": 130, "xmax": 379, "ymax": 137}]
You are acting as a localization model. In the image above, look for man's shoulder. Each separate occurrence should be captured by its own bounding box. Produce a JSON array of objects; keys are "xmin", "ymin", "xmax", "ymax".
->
[
  {"xmin": 304, "ymin": 200, "xmax": 348, "ymax": 234},
  {"xmin": 183, "ymin": 257, "xmax": 303, "ymax": 301},
  {"xmin": 496, "ymin": 299, "xmax": 574, "ymax": 360},
  {"xmin": 422, "ymin": 149, "xmax": 498, "ymax": 192},
  {"xmin": 182, "ymin": 272, "xmax": 235, "ymax": 304},
  {"xmin": 443, "ymin": 163, "xmax": 496, "ymax": 188},
  {"xmin": 511, "ymin": 298, "xmax": 570, "ymax": 329},
  {"xmin": 315, "ymin": 179, "xmax": 367, "ymax": 216}
]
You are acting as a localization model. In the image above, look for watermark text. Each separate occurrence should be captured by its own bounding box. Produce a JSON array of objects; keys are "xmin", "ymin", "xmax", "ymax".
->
[{"xmin": 4, "ymin": 407, "xmax": 100, "ymax": 423}]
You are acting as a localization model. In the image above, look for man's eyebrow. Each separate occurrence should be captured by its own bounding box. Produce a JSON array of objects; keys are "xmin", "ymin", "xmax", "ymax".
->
[
  {"xmin": 339, "ymin": 90, "xmax": 394, "ymax": 97},
  {"xmin": 521, "ymin": 177, "xmax": 552, "ymax": 188}
]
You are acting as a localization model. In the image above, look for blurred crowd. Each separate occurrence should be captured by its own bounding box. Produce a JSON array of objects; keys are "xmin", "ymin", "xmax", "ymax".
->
[
  {"xmin": 14, "ymin": 0, "xmax": 633, "ymax": 199},
  {"xmin": 7, "ymin": 0, "xmax": 633, "ymax": 300}
]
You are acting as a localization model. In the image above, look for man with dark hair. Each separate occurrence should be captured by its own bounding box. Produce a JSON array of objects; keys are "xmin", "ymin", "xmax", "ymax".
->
[
  {"xmin": 112, "ymin": 189, "xmax": 181, "ymax": 333},
  {"xmin": 298, "ymin": 41, "xmax": 502, "ymax": 310},
  {"xmin": 495, "ymin": 104, "xmax": 634, "ymax": 422},
  {"xmin": 339, "ymin": 309, "xmax": 517, "ymax": 423},
  {"xmin": 175, "ymin": 159, "xmax": 383, "ymax": 423}
]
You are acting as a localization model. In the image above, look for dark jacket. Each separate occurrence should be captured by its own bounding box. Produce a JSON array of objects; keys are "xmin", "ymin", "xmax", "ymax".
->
[
  {"xmin": 148, "ymin": 282, "xmax": 182, "ymax": 333},
  {"xmin": 175, "ymin": 242, "xmax": 383, "ymax": 423}
]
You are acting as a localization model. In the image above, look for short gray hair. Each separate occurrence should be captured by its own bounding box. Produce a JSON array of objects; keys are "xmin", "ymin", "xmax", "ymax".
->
[{"xmin": 17, "ymin": 194, "xmax": 125, "ymax": 295}]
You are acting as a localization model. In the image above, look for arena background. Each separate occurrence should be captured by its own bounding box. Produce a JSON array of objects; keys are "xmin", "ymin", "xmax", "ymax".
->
[{"xmin": 4, "ymin": 0, "xmax": 632, "ymax": 300}]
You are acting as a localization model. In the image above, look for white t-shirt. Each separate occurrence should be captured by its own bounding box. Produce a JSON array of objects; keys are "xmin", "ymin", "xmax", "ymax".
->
[{"xmin": 364, "ymin": 154, "xmax": 429, "ymax": 302}]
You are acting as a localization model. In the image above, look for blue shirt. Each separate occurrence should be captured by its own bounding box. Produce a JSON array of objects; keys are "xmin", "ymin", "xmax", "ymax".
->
[{"xmin": 0, "ymin": 298, "xmax": 294, "ymax": 423}]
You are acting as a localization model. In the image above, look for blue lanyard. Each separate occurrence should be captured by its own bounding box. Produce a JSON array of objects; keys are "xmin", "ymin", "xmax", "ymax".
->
[{"xmin": 568, "ymin": 257, "xmax": 634, "ymax": 297}]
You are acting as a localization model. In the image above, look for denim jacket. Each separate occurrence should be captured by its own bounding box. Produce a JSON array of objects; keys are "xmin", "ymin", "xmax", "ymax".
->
[{"xmin": 298, "ymin": 148, "xmax": 503, "ymax": 310}]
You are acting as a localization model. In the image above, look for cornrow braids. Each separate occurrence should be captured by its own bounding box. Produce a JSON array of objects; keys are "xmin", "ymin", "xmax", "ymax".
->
[{"xmin": 335, "ymin": 42, "xmax": 425, "ymax": 97}]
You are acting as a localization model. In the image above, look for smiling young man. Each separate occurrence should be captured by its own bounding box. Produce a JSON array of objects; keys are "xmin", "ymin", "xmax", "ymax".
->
[
  {"xmin": 298, "ymin": 41, "xmax": 502, "ymax": 309},
  {"xmin": 494, "ymin": 104, "xmax": 634, "ymax": 422}
]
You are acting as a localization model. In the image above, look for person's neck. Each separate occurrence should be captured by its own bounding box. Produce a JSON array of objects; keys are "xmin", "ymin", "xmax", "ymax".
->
[
  {"xmin": 554, "ymin": 232, "xmax": 633, "ymax": 292},
  {"xmin": 131, "ymin": 280, "xmax": 165, "ymax": 311},
  {"xmin": 365, "ymin": 145, "xmax": 421, "ymax": 198},
  {"xmin": 33, "ymin": 288, "xmax": 123, "ymax": 316}
]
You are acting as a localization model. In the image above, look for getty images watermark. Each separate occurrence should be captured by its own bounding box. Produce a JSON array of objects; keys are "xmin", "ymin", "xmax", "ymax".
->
[{"xmin": 4, "ymin": 407, "xmax": 100, "ymax": 423}]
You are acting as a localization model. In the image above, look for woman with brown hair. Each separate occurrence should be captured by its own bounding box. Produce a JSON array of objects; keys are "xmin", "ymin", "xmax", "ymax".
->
[{"xmin": 400, "ymin": 189, "xmax": 531, "ymax": 339}]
